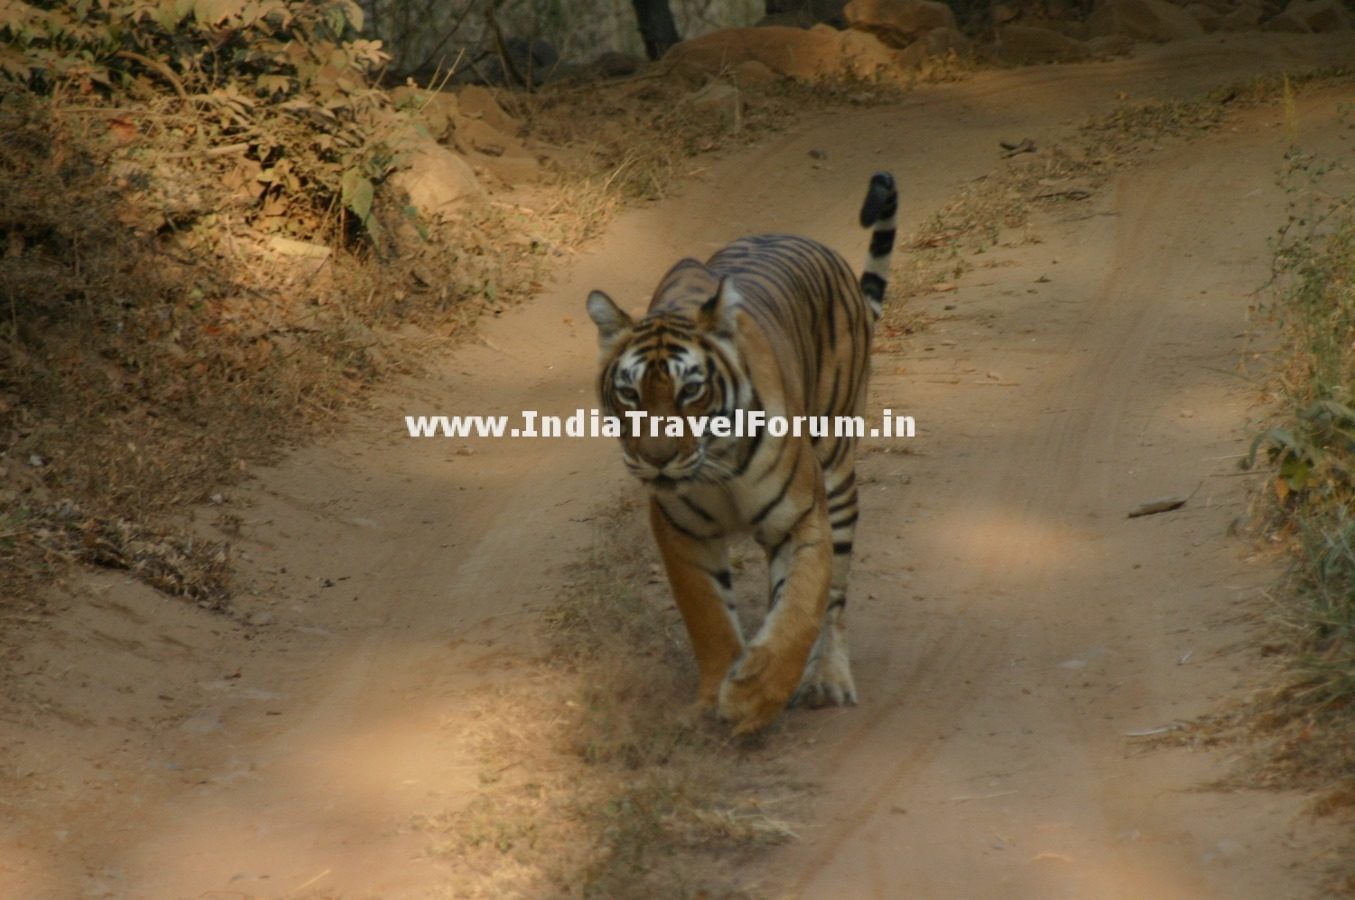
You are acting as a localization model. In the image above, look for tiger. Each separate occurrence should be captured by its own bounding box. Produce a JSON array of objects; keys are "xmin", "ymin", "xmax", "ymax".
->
[{"xmin": 585, "ymin": 172, "xmax": 898, "ymax": 734}]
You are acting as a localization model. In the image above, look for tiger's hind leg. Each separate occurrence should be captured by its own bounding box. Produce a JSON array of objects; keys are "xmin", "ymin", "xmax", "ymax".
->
[
  {"xmin": 793, "ymin": 466, "xmax": 859, "ymax": 708},
  {"xmin": 649, "ymin": 495, "xmax": 744, "ymax": 710}
]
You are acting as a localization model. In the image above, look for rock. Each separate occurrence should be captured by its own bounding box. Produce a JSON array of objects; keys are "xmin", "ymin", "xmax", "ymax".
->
[
  {"xmin": 1184, "ymin": 2, "xmax": 1223, "ymax": 30},
  {"xmin": 389, "ymin": 136, "xmax": 484, "ymax": 222},
  {"xmin": 838, "ymin": 26, "xmax": 908, "ymax": 79},
  {"xmin": 665, "ymin": 25, "xmax": 903, "ymax": 83},
  {"xmin": 844, "ymin": 0, "xmax": 957, "ymax": 47},
  {"xmin": 998, "ymin": 24, "xmax": 1092, "ymax": 63},
  {"xmin": 454, "ymin": 116, "xmax": 528, "ymax": 159},
  {"xmin": 1089, "ymin": 0, "xmax": 1207, "ymax": 41},
  {"xmin": 686, "ymin": 82, "xmax": 743, "ymax": 131},
  {"xmin": 730, "ymin": 59, "xmax": 783, "ymax": 88},
  {"xmin": 922, "ymin": 26, "xmax": 973, "ymax": 57},
  {"xmin": 456, "ymin": 85, "xmax": 521, "ymax": 137},
  {"xmin": 591, "ymin": 50, "xmax": 645, "ymax": 79},
  {"xmin": 1217, "ymin": 1, "xmax": 1264, "ymax": 29},
  {"xmin": 1273, "ymin": 0, "xmax": 1352, "ymax": 31},
  {"xmin": 247, "ymin": 610, "xmax": 274, "ymax": 627}
]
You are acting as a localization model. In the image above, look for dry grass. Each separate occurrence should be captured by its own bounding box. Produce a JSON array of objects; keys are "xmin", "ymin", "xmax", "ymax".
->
[
  {"xmin": 876, "ymin": 68, "xmax": 1355, "ymax": 347},
  {"xmin": 412, "ymin": 496, "xmax": 801, "ymax": 898}
]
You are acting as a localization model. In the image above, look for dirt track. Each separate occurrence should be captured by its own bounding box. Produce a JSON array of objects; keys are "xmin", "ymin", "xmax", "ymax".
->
[{"xmin": 5, "ymin": 33, "xmax": 1355, "ymax": 899}]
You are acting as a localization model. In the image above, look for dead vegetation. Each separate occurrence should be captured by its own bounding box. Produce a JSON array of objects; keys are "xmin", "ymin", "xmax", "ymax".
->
[
  {"xmin": 1205, "ymin": 113, "xmax": 1355, "ymax": 885},
  {"xmin": 0, "ymin": 2, "xmax": 886, "ymax": 614}
]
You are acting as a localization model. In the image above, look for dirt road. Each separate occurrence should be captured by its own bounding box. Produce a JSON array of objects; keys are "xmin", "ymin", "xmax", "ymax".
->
[{"xmin": 4, "ymin": 33, "xmax": 1354, "ymax": 898}]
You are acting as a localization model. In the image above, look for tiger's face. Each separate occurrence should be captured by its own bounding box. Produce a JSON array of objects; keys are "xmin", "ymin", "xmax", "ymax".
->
[{"xmin": 586, "ymin": 279, "xmax": 745, "ymax": 489}]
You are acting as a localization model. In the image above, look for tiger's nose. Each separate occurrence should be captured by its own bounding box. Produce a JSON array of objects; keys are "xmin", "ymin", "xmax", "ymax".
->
[{"xmin": 637, "ymin": 436, "xmax": 679, "ymax": 468}]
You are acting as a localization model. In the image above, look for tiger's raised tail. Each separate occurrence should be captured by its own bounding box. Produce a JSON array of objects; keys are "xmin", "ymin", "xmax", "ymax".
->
[{"xmin": 858, "ymin": 171, "xmax": 898, "ymax": 320}]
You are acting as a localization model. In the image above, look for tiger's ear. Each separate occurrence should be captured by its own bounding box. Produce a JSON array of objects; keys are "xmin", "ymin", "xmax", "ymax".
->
[
  {"xmin": 586, "ymin": 290, "xmax": 633, "ymax": 349},
  {"xmin": 698, "ymin": 277, "xmax": 741, "ymax": 337}
]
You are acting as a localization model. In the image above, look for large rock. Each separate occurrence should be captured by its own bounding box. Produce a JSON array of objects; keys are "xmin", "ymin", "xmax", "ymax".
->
[
  {"xmin": 1089, "ymin": 0, "xmax": 1207, "ymax": 41},
  {"xmin": 837, "ymin": 26, "xmax": 908, "ymax": 79},
  {"xmin": 922, "ymin": 26, "xmax": 973, "ymax": 57},
  {"xmin": 664, "ymin": 25, "xmax": 903, "ymax": 83},
  {"xmin": 389, "ymin": 136, "xmax": 484, "ymax": 222},
  {"xmin": 843, "ymin": 0, "xmax": 957, "ymax": 47},
  {"xmin": 998, "ymin": 24, "xmax": 1092, "ymax": 63},
  {"xmin": 685, "ymin": 82, "xmax": 743, "ymax": 132}
]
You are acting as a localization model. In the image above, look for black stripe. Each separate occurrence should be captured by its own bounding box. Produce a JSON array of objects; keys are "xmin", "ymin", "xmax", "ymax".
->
[
  {"xmin": 657, "ymin": 498, "xmax": 708, "ymax": 541},
  {"xmin": 752, "ymin": 469, "xmax": 795, "ymax": 526},
  {"xmin": 827, "ymin": 493, "xmax": 856, "ymax": 515},
  {"xmin": 826, "ymin": 472, "xmax": 856, "ymax": 501},
  {"xmin": 827, "ymin": 595, "xmax": 847, "ymax": 612},
  {"xmin": 861, "ymin": 272, "xmax": 886, "ymax": 303},
  {"xmin": 832, "ymin": 541, "xmax": 854, "ymax": 556},
  {"xmin": 714, "ymin": 569, "xmax": 733, "ymax": 590},
  {"xmin": 830, "ymin": 510, "xmax": 859, "ymax": 530},
  {"xmin": 869, "ymin": 228, "xmax": 896, "ymax": 258},
  {"xmin": 681, "ymin": 495, "xmax": 715, "ymax": 523}
]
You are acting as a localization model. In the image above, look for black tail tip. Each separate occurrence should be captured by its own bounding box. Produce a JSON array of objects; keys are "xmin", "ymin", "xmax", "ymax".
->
[{"xmin": 859, "ymin": 171, "xmax": 898, "ymax": 228}]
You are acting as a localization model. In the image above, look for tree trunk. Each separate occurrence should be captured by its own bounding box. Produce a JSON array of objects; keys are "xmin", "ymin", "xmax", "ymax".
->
[{"xmin": 630, "ymin": 0, "xmax": 682, "ymax": 60}]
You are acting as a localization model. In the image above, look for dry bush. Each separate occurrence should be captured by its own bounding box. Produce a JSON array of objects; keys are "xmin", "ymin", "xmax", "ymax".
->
[{"xmin": 0, "ymin": 3, "xmax": 574, "ymax": 609}]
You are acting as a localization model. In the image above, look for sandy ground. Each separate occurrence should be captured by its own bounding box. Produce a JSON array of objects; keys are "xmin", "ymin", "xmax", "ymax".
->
[{"xmin": 3, "ymin": 32, "xmax": 1355, "ymax": 899}]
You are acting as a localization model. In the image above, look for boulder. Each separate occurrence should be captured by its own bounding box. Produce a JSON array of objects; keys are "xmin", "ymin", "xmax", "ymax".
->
[
  {"xmin": 838, "ymin": 26, "xmax": 908, "ymax": 79},
  {"xmin": 843, "ymin": 0, "xmax": 957, "ymax": 47},
  {"xmin": 922, "ymin": 26, "xmax": 973, "ymax": 57},
  {"xmin": 686, "ymin": 82, "xmax": 743, "ymax": 131},
  {"xmin": 665, "ymin": 25, "xmax": 903, "ymax": 83},
  {"xmin": 590, "ymin": 51, "xmax": 645, "ymax": 79},
  {"xmin": 998, "ymin": 24, "xmax": 1092, "ymax": 63},
  {"xmin": 1088, "ymin": 0, "xmax": 1207, "ymax": 41},
  {"xmin": 730, "ymin": 59, "xmax": 783, "ymax": 88},
  {"xmin": 389, "ymin": 137, "xmax": 484, "ymax": 222}
]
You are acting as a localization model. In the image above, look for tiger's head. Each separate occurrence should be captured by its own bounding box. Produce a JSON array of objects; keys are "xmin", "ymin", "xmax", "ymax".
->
[{"xmin": 586, "ymin": 262, "xmax": 748, "ymax": 490}]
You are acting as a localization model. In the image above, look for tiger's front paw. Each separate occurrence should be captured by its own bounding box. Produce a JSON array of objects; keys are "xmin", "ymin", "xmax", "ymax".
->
[
  {"xmin": 717, "ymin": 645, "xmax": 798, "ymax": 735},
  {"xmin": 792, "ymin": 651, "xmax": 858, "ymax": 709}
]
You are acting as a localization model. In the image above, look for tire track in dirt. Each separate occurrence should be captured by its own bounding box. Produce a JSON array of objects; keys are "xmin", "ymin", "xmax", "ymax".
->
[{"xmin": 761, "ymin": 83, "xmax": 1355, "ymax": 900}]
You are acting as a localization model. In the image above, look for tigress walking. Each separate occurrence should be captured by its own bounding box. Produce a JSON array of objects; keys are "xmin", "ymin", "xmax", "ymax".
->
[{"xmin": 586, "ymin": 173, "xmax": 898, "ymax": 734}]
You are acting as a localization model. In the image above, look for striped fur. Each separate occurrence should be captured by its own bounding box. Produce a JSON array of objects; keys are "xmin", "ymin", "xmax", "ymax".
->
[{"xmin": 586, "ymin": 172, "xmax": 898, "ymax": 734}]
